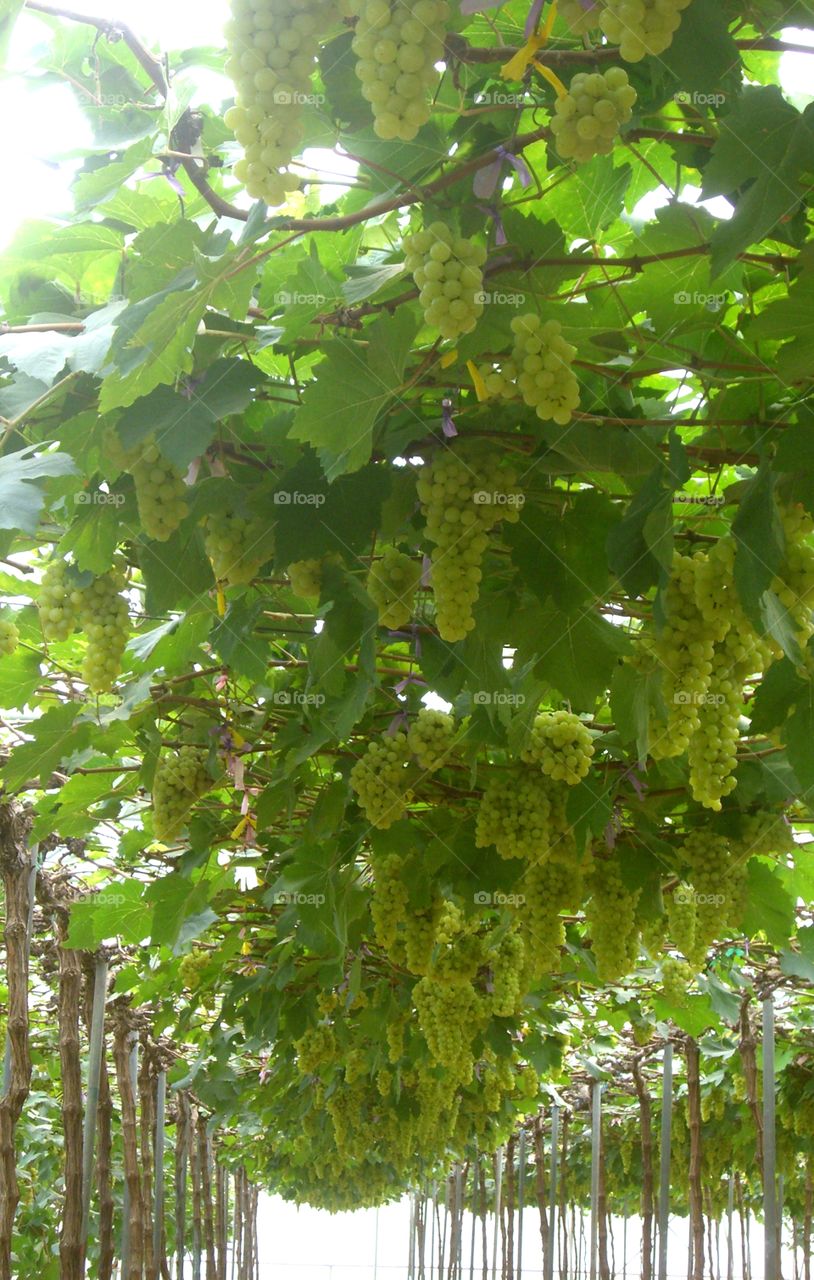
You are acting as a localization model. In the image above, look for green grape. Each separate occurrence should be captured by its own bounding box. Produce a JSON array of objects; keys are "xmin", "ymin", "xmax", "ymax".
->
[
  {"xmin": 403, "ymin": 909, "xmax": 438, "ymax": 974},
  {"xmin": 520, "ymin": 849, "xmax": 578, "ymax": 977},
  {"xmin": 648, "ymin": 552, "xmax": 714, "ymax": 759},
  {"xmin": 475, "ymin": 768, "xmax": 554, "ymax": 861},
  {"xmin": 407, "ymin": 707, "xmax": 456, "ymax": 772},
  {"xmin": 413, "ymin": 974, "xmax": 483, "ymax": 1076},
  {"xmin": 224, "ymin": 0, "xmax": 328, "ymax": 205},
  {"xmin": 559, "ymin": 0, "xmax": 601, "ymax": 31},
  {"xmin": 416, "ymin": 445, "xmax": 522, "ymax": 642},
  {"xmin": 295, "ymin": 1025, "xmax": 338, "ymax": 1075},
  {"xmin": 736, "ymin": 811, "xmax": 796, "ymax": 860},
  {"xmin": 521, "ymin": 710, "xmax": 594, "ymax": 785},
  {"xmin": 350, "ymin": 732, "xmax": 414, "ymax": 828},
  {"xmin": 130, "ymin": 441, "xmax": 188, "ymax": 542},
  {"xmin": 403, "ymin": 222, "xmax": 486, "ymax": 341},
  {"xmin": 152, "ymin": 745, "xmax": 212, "ymax": 841},
  {"xmin": 486, "ymin": 929, "xmax": 525, "ymax": 1016},
  {"xmin": 639, "ymin": 913, "xmax": 666, "ymax": 957},
  {"xmin": 661, "ymin": 955, "xmax": 694, "ymax": 1004},
  {"xmin": 0, "ymin": 620, "xmax": 19, "ymax": 656},
  {"xmin": 370, "ymin": 853, "xmax": 410, "ymax": 953},
  {"xmin": 585, "ymin": 857, "xmax": 641, "ymax": 982},
  {"xmin": 550, "ymin": 67, "xmax": 637, "ymax": 163},
  {"xmin": 367, "ymin": 546, "xmax": 422, "ymax": 629},
  {"xmin": 665, "ymin": 886, "xmax": 700, "ymax": 966},
  {"xmin": 77, "ymin": 567, "xmax": 130, "ymax": 694},
  {"xmin": 509, "ymin": 314, "xmax": 580, "ymax": 425},
  {"xmin": 475, "ymin": 360, "xmax": 518, "ymax": 401},
  {"xmin": 178, "ymin": 949, "xmax": 211, "ymax": 991},
  {"xmin": 203, "ymin": 510, "xmax": 270, "ymax": 585},
  {"xmin": 434, "ymin": 899, "xmax": 466, "ymax": 945},
  {"xmin": 598, "ymin": 0, "xmax": 692, "ymax": 61},
  {"xmin": 680, "ymin": 828, "xmax": 746, "ymax": 950},
  {"xmin": 351, "ymin": 0, "xmax": 449, "ymax": 142},
  {"xmin": 772, "ymin": 503, "xmax": 814, "ymax": 646},
  {"xmin": 288, "ymin": 558, "xmax": 324, "ymax": 599},
  {"xmin": 38, "ymin": 559, "xmax": 83, "ymax": 642}
]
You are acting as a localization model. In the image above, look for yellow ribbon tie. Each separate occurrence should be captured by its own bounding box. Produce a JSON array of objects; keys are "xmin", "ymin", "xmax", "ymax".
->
[
  {"xmin": 440, "ymin": 348, "xmax": 458, "ymax": 369},
  {"xmin": 467, "ymin": 360, "xmax": 489, "ymax": 403},
  {"xmin": 501, "ymin": 33, "xmax": 546, "ymax": 81},
  {"xmin": 216, "ymin": 585, "xmax": 227, "ymax": 618},
  {"xmin": 532, "ymin": 60, "xmax": 569, "ymax": 99},
  {"xmin": 231, "ymin": 813, "xmax": 251, "ymax": 840}
]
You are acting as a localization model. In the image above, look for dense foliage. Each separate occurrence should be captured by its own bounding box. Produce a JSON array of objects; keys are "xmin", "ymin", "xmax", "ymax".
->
[{"xmin": 1, "ymin": 0, "xmax": 814, "ymax": 1218}]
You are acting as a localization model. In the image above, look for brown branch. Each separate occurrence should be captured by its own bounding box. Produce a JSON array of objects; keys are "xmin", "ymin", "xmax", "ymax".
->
[
  {"xmin": 632, "ymin": 1056, "xmax": 654, "ymax": 1280},
  {"xmin": 113, "ymin": 1014, "xmax": 144, "ymax": 1280},
  {"xmin": 24, "ymin": 0, "xmax": 168, "ymax": 93},
  {"xmin": 444, "ymin": 33, "xmax": 814, "ymax": 65},
  {"xmin": 97, "ymin": 1041, "xmax": 116, "ymax": 1280},
  {"xmin": 686, "ymin": 1038, "xmax": 705, "ymax": 1280},
  {"xmin": 738, "ymin": 993, "xmax": 764, "ymax": 1177},
  {"xmin": 139, "ymin": 1042, "xmax": 156, "ymax": 1280},
  {"xmin": 0, "ymin": 806, "xmax": 33, "ymax": 1280},
  {"xmin": 56, "ymin": 912, "xmax": 85, "ymax": 1280}
]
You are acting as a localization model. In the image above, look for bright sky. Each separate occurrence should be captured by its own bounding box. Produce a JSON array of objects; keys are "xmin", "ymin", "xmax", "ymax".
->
[{"xmin": 2, "ymin": 5, "xmax": 813, "ymax": 251}]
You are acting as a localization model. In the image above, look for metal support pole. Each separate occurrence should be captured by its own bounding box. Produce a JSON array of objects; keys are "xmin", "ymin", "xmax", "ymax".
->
[
  {"xmin": 154, "ymin": 1068, "xmax": 167, "ymax": 1269},
  {"xmin": 493, "ymin": 1147, "xmax": 504, "ymax": 1280},
  {"xmin": 590, "ymin": 1083, "xmax": 602, "ymax": 1280},
  {"xmin": 658, "ymin": 1045, "xmax": 673, "ymax": 1280},
  {"xmin": 764, "ymin": 995, "xmax": 778, "ymax": 1280},
  {"xmin": 517, "ymin": 1129, "xmax": 526, "ymax": 1280},
  {"xmin": 81, "ymin": 954, "xmax": 108, "ymax": 1239},
  {"xmin": 121, "ymin": 1035, "xmax": 139, "ymax": 1273},
  {"xmin": 547, "ymin": 1107, "xmax": 560, "ymax": 1280},
  {"xmin": 727, "ymin": 1174, "xmax": 734, "ymax": 1280}
]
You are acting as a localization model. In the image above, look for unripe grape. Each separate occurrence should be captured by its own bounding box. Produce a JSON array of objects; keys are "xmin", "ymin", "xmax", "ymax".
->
[
  {"xmin": 550, "ymin": 67, "xmax": 637, "ymax": 163},
  {"xmin": 407, "ymin": 707, "xmax": 456, "ymax": 772},
  {"xmin": 351, "ymin": 0, "xmax": 448, "ymax": 140},
  {"xmin": 403, "ymin": 222, "xmax": 486, "ymax": 341},
  {"xmin": 0, "ymin": 620, "xmax": 19, "ymax": 656},
  {"xmin": 367, "ymin": 547, "xmax": 422, "ymax": 629},
  {"xmin": 585, "ymin": 858, "xmax": 641, "ymax": 982},
  {"xmin": 350, "ymin": 732, "xmax": 414, "ymax": 828},
  {"xmin": 153, "ymin": 745, "xmax": 212, "ymax": 841},
  {"xmin": 599, "ymin": 0, "xmax": 692, "ymax": 61},
  {"xmin": 559, "ymin": 0, "xmax": 601, "ymax": 33},
  {"xmin": 521, "ymin": 710, "xmax": 594, "ymax": 785},
  {"xmin": 39, "ymin": 559, "xmax": 82, "ymax": 643},
  {"xmin": 77, "ymin": 567, "xmax": 130, "ymax": 694},
  {"xmin": 203, "ymin": 511, "xmax": 271, "ymax": 586},
  {"xmin": 509, "ymin": 314, "xmax": 580, "ymax": 424}
]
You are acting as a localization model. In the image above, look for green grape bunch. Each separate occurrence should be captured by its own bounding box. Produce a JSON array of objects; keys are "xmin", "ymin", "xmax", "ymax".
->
[
  {"xmin": 77, "ymin": 566, "xmax": 130, "ymax": 694},
  {"xmin": 351, "ymin": 0, "xmax": 449, "ymax": 141},
  {"xmin": 153, "ymin": 745, "xmax": 213, "ymax": 841},
  {"xmin": 417, "ymin": 445, "xmax": 523, "ymax": 642},
  {"xmin": 0, "ymin": 620, "xmax": 19, "ymax": 656},
  {"xmin": 203, "ymin": 511, "xmax": 271, "ymax": 586},
  {"xmin": 367, "ymin": 546, "xmax": 422, "ymax": 630},
  {"xmin": 350, "ymin": 732, "xmax": 414, "ymax": 828},
  {"xmin": 224, "ymin": 0, "xmax": 328, "ymax": 206},
  {"xmin": 130, "ymin": 442, "xmax": 188, "ymax": 542},
  {"xmin": 521, "ymin": 710, "xmax": 594, "ymax": 785},
  {"xmin": 403, "ymin": 223, "xmax": 487, "ymax": 341},
  {"xmin": 510, "ymin": 315, "xmax": 581, "ymax": 424},
  {"xmin": 475, "ymin": 768, "xmax": 554, "ymax": 861},
  {"xmin": 407, "ymin": 707, "xmax": 456, "ymax": 772},
  {"xmin": 551, "ymin": 68, "xmax": 637, "ymax": 164},
  {"xmin": 38, "ymin": 559, "xmax": 84, "ymax": 643},
  {"xmin": 599, "ymin": 0, "xmax": 692, "ymax": 61}
]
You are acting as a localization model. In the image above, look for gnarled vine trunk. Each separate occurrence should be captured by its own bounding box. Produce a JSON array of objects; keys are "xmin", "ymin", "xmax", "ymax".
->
[
  {"xmin": 686, "ymin": 1038, "xmax": 705, "ymax": 1280},
  {"xmin": 633, "ymin": 1055, "xmax": 654, "ymax": 1280},
  {"xmin": 56, "ymin": 915, "xmax": 85, "ymax": 1280},
  {"xmin": 114, "ymin": 1015, "xmax": 144, "ymax": 1280},
  {"xmin": 0, "ymin": 805, "xmax": 33, "ymax": 1280}
]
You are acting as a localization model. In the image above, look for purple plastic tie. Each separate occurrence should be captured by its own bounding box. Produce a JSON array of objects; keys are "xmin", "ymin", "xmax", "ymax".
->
[
  {"xmin": 524, "ymin": 0, "xmax": 545, "ymax": 38},
  {"xmin": 386, "ymin": 710, "xmax": 410, "ymax": 736},
  {"xmin": 496, "ymin": 145, "xmax": 533, "ymax": 188},
  {"xmin": 442, "ymin": 399, "xmax": 458, "ymax": 438}
]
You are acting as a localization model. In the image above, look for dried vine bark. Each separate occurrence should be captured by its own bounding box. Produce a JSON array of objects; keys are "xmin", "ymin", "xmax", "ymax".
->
[
  {"xmin": 632, "ymin": 1056, "xmax": 655, "ymax": 1280},
  {"xmin": 686, "ymin": 1038, "xmax": 705, "ymax": 1280},
  {"xmin": 597, "ymin": 1127, "xmax": 610, "ymax": 1280},
  {"xmin": 0, "ymin": 805, "xmax": 33, "ymax": 1280},
  {"xmin": 199, "ymin": 1115, "xmax": 218, "ymax": 1280},
  {"xmin": 176, "ymin": 1092, "xmax": 191, "ymax": 1280},
  {"xmin": 533, "ymin": 1114, "xmax": 550, "ymax": 1267},
  {"xmin": 216, "ymin": 1160, "xmax": 229, "ymax": 1280},
  {"xmin": 56, "ymin": 913, "xmax": 85, "ymax": 1280},
  {"xmin": 738, "ymin": 994, "xmax": 764, "ymax": 1176},
  {"xmin": 113, "ymin": 1016, "xmax": 144, "ymax": 1280},
  {"xmin": 190, "ymin": 1104, "xmax": 204, "ymax": 1280}
]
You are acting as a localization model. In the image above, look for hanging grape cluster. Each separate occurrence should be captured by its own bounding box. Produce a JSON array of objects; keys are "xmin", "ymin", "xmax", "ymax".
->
[
  {"xmin": 77, "ymin": 567, "xmax": 130, "ymax": 694},
  {"xmin": 598, "ymin": 0, "xmax": 692, "ymax": 61},
  {"xmin": 585, "ymin": 857, "xmax": 641, "ymax": 982},
  {"xmin": 105, "ymin": 432, "xmax": 188, "ymax": 542},
  {"xmin": 350, "ymin": 732, "xmax": 414, "ymax": 828},
  {"xmin": 203, "ymin": 511, "xmax": 271, "ymax": 586},
  {"xmin": 351, "ymin": 0, "xmax": 449, "ymax": 141},
  {"xmin": 521, "ymin": 710, "xmax": 595, "ymax": 785},
  {"xmin": 0, "ymin": 620, "xmax": 19, "ymax": 655},
  {"xmin": 478, "ymin": 316, "xmax": 581, "ymax": 425},
  {"xmin": 406, "ymin": 707, "xmax": 455, "ymax": 772},
  {"xmin": 551, "ymin": 68, "xmax": 637, "ymax": 164},
  {"xmin": 476, "ymin": 768, "xmax": 555, "ymax": 860},
  {"xmin": 367, "ymin": 547, "xmax": 422, "ymax": 630},
  {"xmin": 38, "ymin": 560, "xmax": 83, "ymax": 642},
  {"xmin": 403, "ymin": 223, "xmax": 486, "ymax": 341},
  {"xmin": 153, "ymin": 745, "xmax": 213, "ymax": 841},
  {"xmin": 224, "ymin": 0, "xmax": 327, "ymax": 206},
  {"xmin": 417, "ymin": 445, "xmax": 523, "ymax": 642}
]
